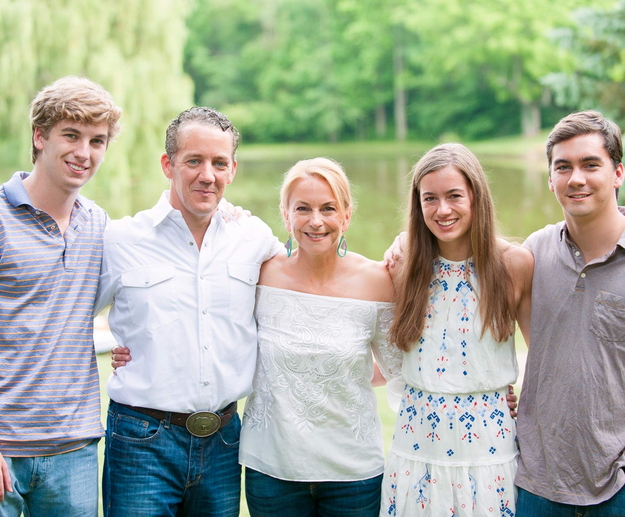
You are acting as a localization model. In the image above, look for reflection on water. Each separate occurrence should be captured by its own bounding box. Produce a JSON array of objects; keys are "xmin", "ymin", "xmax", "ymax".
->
[{"xmin": 0, "ymin": 145, "xmax": 563, "ymax": 261}]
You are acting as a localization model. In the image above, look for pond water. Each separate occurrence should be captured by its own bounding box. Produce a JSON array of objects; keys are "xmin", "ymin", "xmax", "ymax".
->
[{"xmin": 0, "ymin": 142, "xmax": 564, "ymax": 261}]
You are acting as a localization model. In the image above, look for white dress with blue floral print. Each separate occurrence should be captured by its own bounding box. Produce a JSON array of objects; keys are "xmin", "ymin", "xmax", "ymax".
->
[{"xmin": 381, "ymin": 257, "xmax": 519, "ymax": 517}]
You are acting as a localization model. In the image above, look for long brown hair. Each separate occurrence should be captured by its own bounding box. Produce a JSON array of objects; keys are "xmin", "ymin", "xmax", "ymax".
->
[{"xmin": 389, "ymin": 143, "xmax": 515, "ymax": 351}]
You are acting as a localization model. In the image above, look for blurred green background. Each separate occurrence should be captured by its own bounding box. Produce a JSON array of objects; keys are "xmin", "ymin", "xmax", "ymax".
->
[{"xmin": 4, "ymin": 0, "xmax": 625, "ymax": 514}]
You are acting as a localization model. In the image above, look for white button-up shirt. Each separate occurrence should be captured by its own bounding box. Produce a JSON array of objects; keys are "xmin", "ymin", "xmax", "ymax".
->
[{"xmin": 95, "ymin": 192, "xmax": 281, "ymax": 412}]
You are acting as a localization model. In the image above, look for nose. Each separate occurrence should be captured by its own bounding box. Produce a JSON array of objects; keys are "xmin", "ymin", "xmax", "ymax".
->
[
  {"xmin": 198, "ymin": 165, "xmax": 216, "ymax": 184},
  {"xmin": 568, "ymin": 166, "xmax": 586, "ymax": 187},
  {"xmin": 437, "ymin": 200, "xmax": 453, "ymax": 216},
  {"xmin": 309, "ymin": 209, "xmax": 322, "ymax": 227},
  {"xmin": 73, "ymin": 139, "xmax": 89, "ymax": 161}
]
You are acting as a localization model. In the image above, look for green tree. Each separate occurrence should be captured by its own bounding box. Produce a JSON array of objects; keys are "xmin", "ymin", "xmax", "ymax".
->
[
  {"xmin": 0, "ymin": 0, "xmax": 193, "ymax": 216},
  {"xmin": 544, "ymin": 0, "xmax": 625, "ymax": 125}
]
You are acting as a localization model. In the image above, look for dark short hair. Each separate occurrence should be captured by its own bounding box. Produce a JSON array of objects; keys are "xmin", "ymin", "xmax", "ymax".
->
[
  {"xmin": 546, "ymin": 110, "xmax": 623, "ymax": 169},
  {"xmin": 30, "ymin": 76, "xmax": 122, "ymax": 164},
  {"xmin": 165, "ymin": 107, "xmax": 240, "ymax": 161}
]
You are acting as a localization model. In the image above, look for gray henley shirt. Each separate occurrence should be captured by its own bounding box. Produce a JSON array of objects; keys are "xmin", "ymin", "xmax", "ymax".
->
[{"xmin": 516, "ymin": 211, "xmax": 625, "ymax": 505}]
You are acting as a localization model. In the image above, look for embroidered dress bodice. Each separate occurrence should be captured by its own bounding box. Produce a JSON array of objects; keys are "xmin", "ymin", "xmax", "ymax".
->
[
  {"xmin": 381, "ymin": 257, "xmax": 520, "ymax": 517},
  {"xmin": 239, "ymin": 285, "xmax": 402, "ymax": 482},
  {"xmin": 402, "ymin": 257, "xmax": 518, "ymax": 394}
]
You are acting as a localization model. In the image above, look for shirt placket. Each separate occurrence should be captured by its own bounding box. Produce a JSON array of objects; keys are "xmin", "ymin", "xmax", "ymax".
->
[{"xmin": 197, "ymin": 234, "xmax": 214, "ymax": 410}]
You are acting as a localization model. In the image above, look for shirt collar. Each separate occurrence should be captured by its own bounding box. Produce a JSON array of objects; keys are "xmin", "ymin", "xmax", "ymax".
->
[
  {"xmin": 151, "ymin": 190, "xmax": 228, "ymax": 229},
  {"xmin": 4, "ymin": 171, "xmax": 93, "ymax": 211},
  {"xmin": 559, "ymin": 206, "xmax": 625, "ymax": 249}
]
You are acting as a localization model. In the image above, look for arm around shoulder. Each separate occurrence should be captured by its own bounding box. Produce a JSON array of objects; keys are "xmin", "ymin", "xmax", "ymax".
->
[{"xmin": 502, "ymin": 243, "xmax": 534, "ymax": 345}]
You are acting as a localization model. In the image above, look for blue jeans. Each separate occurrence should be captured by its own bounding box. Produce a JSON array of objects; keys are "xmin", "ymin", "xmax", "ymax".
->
[
  {"xmin": 0, "ymin": 440, "xmax": 99, "ymax": 517},
  {"xmin": 103, "ymin": 400, "xmax": 241, "ymax": 517},
  {"xmin": 245, "ymin": 467, "xmax": 382, "ymax": 517},
  {"xmin": 517, "ymin": 486, "xmax": 625, "ymax": 517}
]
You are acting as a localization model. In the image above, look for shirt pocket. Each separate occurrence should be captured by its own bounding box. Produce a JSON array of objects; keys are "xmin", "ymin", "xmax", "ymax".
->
[
  {"xmin": 590, "ymin": 290, "xmax": 625, "ymax": 342},
  {"xmin": 228, "ymin": 262, "xmax": 260, "ymax": 325},
  {"xmin": 121, "ymin": 264, "xmax": 179, "ymax": 330}
]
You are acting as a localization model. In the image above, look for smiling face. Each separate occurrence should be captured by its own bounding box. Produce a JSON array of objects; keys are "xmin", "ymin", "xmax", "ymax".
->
[
  {"xmin": 32, "ymin": 119, "xmax": 109, "ymax": 194},
  {"xmin": 161, "ymin": 122, "xmax": 237, "ymax": 229},
  {"xmin": 419, "ymin": 165, "xmax": 474, "ymax": 261},
  {"xmin": 284, "ymin": 175, "xmax": 351, "ymax": 257},
  {"xmin": 549, "ymin": 132, "xmax": 624, "ymax": 224}
]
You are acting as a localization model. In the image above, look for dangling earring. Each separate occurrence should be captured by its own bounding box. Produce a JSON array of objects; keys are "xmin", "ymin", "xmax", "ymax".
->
[
  {"xmin": 337, "ymin": 235, "xmax": 347, "ymax": 257},
  {"xmin": 285, "ymin": 235, "xmax": 293, "ymax": 257}
]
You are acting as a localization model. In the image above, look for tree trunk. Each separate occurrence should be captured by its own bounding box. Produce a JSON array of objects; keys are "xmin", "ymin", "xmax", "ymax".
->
[
  {"xmin": 375, "ymin": 103, "xmax": 387, "ymax": 138},
  {"xmin": 521, "ymin": 100, "xmax": 540, "ymax": 137},
  {"xmin": 393, "ymin": 44, "xmax": 408, "ymax": 141}
]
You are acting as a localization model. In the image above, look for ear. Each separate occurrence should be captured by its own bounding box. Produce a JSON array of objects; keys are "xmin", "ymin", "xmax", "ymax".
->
[
  {"xmin": 342, "ymin": 206, "xmax": 353, "ymax": 232},
  {"xmin": 161, "ymin": 153, "xmax": 173, "ymax": 180},
  {"xmin": 283, "ymin": 207, "xmax": 292, "ymax": 233},
  {"xmin": 227, "ymin": 160, "xmax": 237, "ymax": 185},
  {"xmin": 614, "ymin": 163, "xmax": 624, "ymax": 189},
  {"xmin": 548, "ymin": 172, "xmax": 555, "ymax": 193},
  {"xmin": 33, "ymin": 127, "xmax": 46, "ymax": 151}
]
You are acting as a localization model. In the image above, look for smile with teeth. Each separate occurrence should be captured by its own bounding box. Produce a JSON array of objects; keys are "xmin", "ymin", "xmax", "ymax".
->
[
  {"xmin": 569, "ymin": 193, "xmax": 590, "ymax": 199},
  {"xmin": 304, "ymin": 232, "xmax": 328, "ymax": 239},
  {"xmin": 68, "ymin": 162, "xmax": 88, "ymax": 172},
  {"xmin": 437, "ymin": 219, "xmax": 458, "ymax": 227}
]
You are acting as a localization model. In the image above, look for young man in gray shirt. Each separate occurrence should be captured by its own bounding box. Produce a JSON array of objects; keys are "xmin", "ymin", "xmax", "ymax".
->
[{"xmin": 515, "ymin": 110, "xmax": 625, "ymax": 516}]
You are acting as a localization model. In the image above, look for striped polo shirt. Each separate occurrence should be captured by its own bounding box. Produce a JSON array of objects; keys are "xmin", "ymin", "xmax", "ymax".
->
[{"xmin": 0, "ymin": 172, "xmax": 105, "ymax": 457}]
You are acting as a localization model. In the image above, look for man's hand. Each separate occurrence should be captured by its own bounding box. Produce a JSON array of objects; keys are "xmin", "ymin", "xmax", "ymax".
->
[
  {"xmin": 506, "ymin": 384, "xmax": 518, "ymax": 418},
  {"xmin": 0, "ymin": 452, "xmax": 12, "ymax": 501},
  {"xmin": 111, "ymin": 346, "xmax": 132, "ymax": 375},
  {"xmin": 218, "ymin": 198, "xmax": 251, "ymax": 222}
]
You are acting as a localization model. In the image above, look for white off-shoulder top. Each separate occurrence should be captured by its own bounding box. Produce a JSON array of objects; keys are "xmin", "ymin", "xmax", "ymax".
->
[{"xmin": 239, "ymin": 285, "xmax": 402, "ymax": 482}]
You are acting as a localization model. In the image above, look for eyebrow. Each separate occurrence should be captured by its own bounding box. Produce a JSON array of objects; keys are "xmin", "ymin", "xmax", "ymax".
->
[
  {"xmin": 553, "ymin": 155, "xmax": 604, "ymax": 166},
  {"xmin": 59, "ymin": 126, "xmax": 108, "ymax": 141},
  {"xmin": 421, "ymin": 187, "xmax": 465, "ymax": 197}
]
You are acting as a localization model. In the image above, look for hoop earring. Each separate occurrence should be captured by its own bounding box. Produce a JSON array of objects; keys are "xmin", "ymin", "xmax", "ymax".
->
[
  {"xmin": 337, "ymin": 235, "xmax": 347, "ymax": 257},
  {"xmin": 285, "ymin": 235, "xmax": 293, "ymax": 257}
]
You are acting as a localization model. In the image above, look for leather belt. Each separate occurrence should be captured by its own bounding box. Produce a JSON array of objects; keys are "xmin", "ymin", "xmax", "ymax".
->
[{"xmin": 118, "ymin": 401, "xmax": 237, "ymax": 437}]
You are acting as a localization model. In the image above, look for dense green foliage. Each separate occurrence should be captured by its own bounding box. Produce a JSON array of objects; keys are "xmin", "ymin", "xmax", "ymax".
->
[
  {"xmin": 0, "ymin": 0, "xmax": 623, "ymax": 172},
  {"xmin": 545, "ymin": 0, "xmax": 625, "ymax": 126},
  {"xmin": 183, "ymin": 0, "xmax": 610, "ymax": 143},
  {"xmin": 0, "ymin": 0, "xmax": 193, "ymax": 216}
]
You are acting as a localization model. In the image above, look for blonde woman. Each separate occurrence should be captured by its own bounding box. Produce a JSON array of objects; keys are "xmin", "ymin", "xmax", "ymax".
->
[{"xmin": 240, "ymin": 157, "xmax": 402, "ymax": 517}]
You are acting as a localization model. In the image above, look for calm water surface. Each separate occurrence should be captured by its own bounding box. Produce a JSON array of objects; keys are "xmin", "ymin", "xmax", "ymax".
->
[{"xmin": 1, "ymin": 144, "xmax": 563, "ymax": 260}]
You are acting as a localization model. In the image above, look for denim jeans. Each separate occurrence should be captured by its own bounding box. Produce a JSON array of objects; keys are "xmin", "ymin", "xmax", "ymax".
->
[
  {"xmin": 517, "ymin": 486, "xmax": 625, "ymax": 517},
  {"xmin": 245, "ymin": 467, "xmax": 383, "ymax": 517},
  {"xmin": 103, "ymin": 400, "xmax": 241, "ymax": 517},
  {"xmin": 0, "ymin": 440, "xmax": 99, "ymax": 517}
]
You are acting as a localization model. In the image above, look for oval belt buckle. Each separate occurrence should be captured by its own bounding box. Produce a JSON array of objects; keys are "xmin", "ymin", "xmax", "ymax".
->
[{"xmin": 186, "ymin": 411, "xmax": 221, "ymax": 437}]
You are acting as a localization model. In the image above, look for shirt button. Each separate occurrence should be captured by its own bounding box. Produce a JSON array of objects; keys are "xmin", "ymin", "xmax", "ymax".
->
[
  {"xmin": 200, "ymin": 275, "xmax": 204, "ymax": 280},
  {"xmin": 50, "ymin": 224, "xmax": 56, "ymax": 230},
  {"xmin": 189, "ymin": 242, "xmax": 193, "ymax": 246},
  {"xmin": 144, "ymin": 279, "xmax": 150, "ymax": 285},
  {"xmin": 202, "ymin": 309, "xmax": 207, "ymax": 314},
  {"xmin": 575, "ymin": 251, "xmax": 580, "ymax": 257},
  {"xmin": 581, "ymin": 273, "xmax": 586, "ymax": 278},
  {"xmin": 35, "ymin": 210, "xmax": 41, "ymax": 215},
  {"xmin": 203, "ymin": 381, "xmax": 209, "ymax": 386}
]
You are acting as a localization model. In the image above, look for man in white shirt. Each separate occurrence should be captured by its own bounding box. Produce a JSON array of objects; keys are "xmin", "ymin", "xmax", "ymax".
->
[{"xmin": 95, "ymin": 107, "xmax": 281, "ymax": 517}]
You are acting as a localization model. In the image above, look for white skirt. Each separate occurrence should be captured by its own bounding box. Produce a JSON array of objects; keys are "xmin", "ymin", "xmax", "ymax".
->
[{"xmin": 381, "ymin": 385, "xmax": 518, "ymax": 517}]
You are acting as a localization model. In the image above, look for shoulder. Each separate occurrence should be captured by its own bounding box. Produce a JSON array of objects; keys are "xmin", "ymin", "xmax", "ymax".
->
[
  {"xmin": 258, "ymin": 252, "xmax": 289, "ymax": 287},
  {"xmin": 344, "ymin": 253, "xmax": 395, "ymax": 303},
  {"xmin": 498, "ymin": 239, "xmax": 533, "ymax": 283},
  {"xmin": 104, "ymin": 208, "xmax": 155, "ymax": 244},
  {"xmin": 524, "ymin": 222, "xmax": 563, "ymax": 251},
  {"xmin": 229, "ymin": 214, "xmax": 274, "ymax": 238}
]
